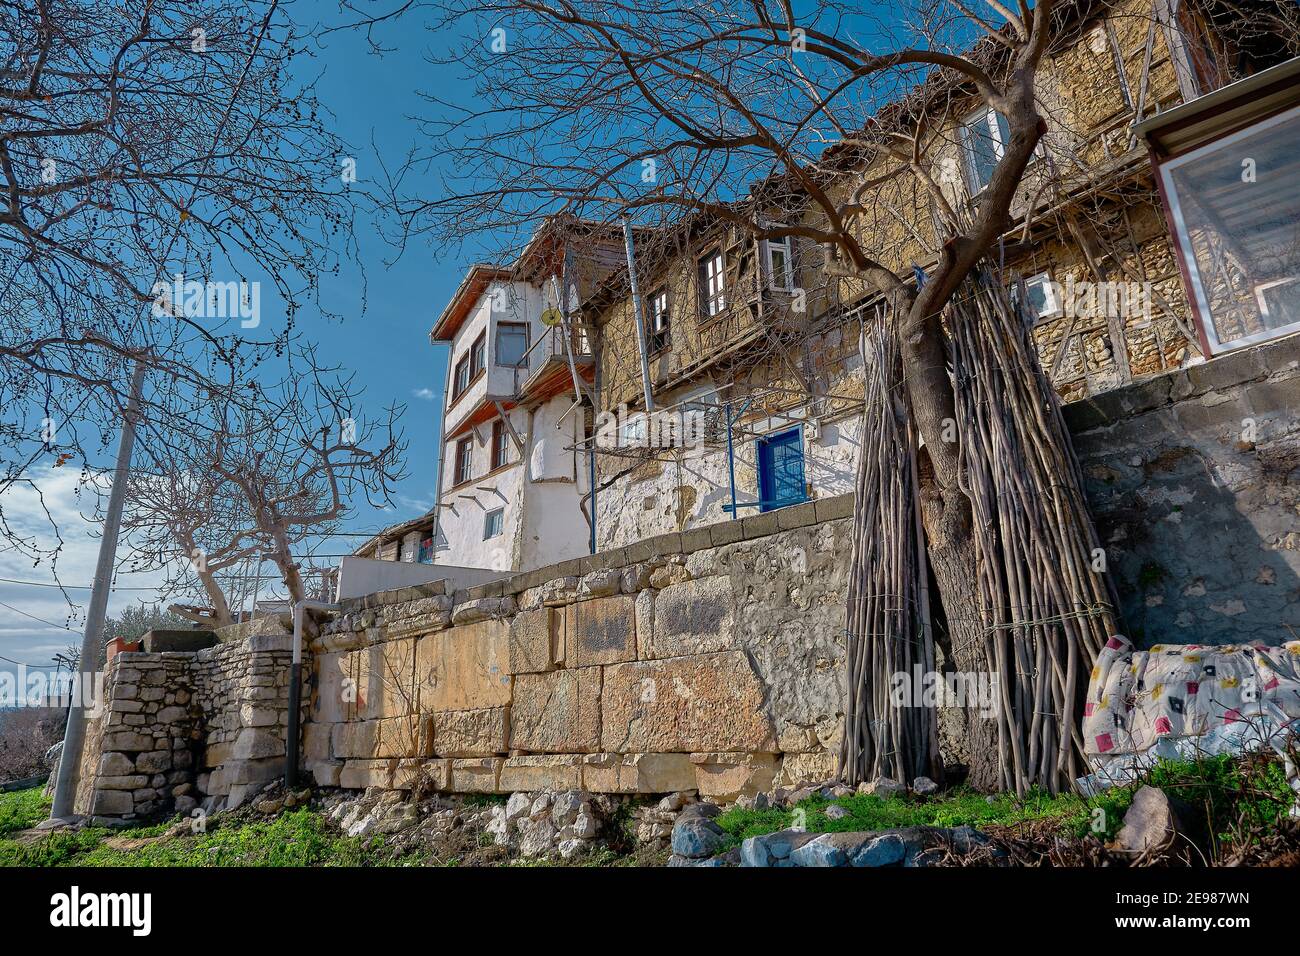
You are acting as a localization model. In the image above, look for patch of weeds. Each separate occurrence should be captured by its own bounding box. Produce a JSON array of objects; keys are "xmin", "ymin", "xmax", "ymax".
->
[{"xmin": 716, "ymin": 786, "xmax": 1100, "ymax": 851}]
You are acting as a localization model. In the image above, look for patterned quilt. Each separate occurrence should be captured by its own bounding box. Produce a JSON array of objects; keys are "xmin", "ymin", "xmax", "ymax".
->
[{"xmin": 1080, "ymin": 634, "xmax": 1300, "ymax": 792}]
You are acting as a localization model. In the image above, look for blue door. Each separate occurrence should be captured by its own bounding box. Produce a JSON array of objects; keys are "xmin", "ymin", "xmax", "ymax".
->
[{"xmin": 757, "ymin": 427, "xmax": 806, "ymax": 512}]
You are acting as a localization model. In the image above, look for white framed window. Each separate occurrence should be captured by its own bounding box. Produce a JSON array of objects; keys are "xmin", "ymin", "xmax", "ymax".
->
[
  {"xmin": 764, "ymin": 236, "xmax": 795, "ymax": 291},
  {"xmin": 959, "ymin": 107, "xmax": 1011, "ymax": 194},
  {"xmin": 483, "ymin": 508, "xmax": 504, "ymax": 540},
  {"xmin": 649, "ymin": 288, "xmax": 670, "ymax": 352},
  {"xmin": 699, "ymin": 250, "xmax": 726, "ymax": 318},
  {"xmin": 1159, "ymin": 103, "xmax": 1300, "ymax": 354},
  {"xmin": 1021, "ymin": 272, "xmax": 1061, "ymax": 324},
  {"xmin": 494, "ymin": 321, "xmax": 529, "ymax": 367}
]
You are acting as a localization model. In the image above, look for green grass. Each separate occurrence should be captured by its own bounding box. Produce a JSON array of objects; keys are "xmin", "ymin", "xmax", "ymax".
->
[
  {"xmin": 714, "ymin": 785, "xmax": 1098, "ymax": 850},
  {"xmin": 714, "ymin": 753, "xmax": 1298, "ymax": 854},
  {"xmin": 0, "ymin": 797, "xmax": 420, "ymax": 868},
  {"xmin": 0, "ymin": 786, "xmax": 52, "ymax": 837}
]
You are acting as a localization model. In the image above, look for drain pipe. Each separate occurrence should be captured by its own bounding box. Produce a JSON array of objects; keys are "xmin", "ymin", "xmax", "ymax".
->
[{"xmin": 287, "ymin": 600, "xmax": 338, "ymax": 789}]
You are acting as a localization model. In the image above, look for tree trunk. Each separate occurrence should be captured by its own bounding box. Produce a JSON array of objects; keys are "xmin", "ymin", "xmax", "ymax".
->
[
  {"xmin": 914, "ymin": 473, "xmax": 1005, "ymax": 791},
  {"xmin": 195, "ymin": 566, "xmax": 234, "ymax": 629}
]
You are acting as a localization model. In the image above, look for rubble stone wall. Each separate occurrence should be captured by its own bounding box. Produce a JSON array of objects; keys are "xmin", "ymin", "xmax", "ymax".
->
[
  {"xmin": 74, "ymin": 620, "xmax": 304, "ymax": 819},
  {"xmin": 1065, "ymin": 333, "xmax": 1300, "ymax": 644}
]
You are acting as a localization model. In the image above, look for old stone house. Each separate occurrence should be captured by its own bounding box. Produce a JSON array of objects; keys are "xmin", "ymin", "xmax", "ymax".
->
[{"xmin": 579, "ymin": 0, "xmax": 1300, "ymax": 634}]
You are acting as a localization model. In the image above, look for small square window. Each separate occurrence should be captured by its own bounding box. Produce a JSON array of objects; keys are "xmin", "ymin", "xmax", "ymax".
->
[
  {"xmin": 483, "ymin": 508, "xmax": 504, "ymax": 540},
  {"xmin": 1020, "ymin": 272, "xmax": 1060, "ymax": 324},
  {"xmin": 495, "ymin": 321, "xmax": 529, "ymax": 367},
  {"xmin": 621, "ymin": 415, "xmax": 646, "ymax": 446}
]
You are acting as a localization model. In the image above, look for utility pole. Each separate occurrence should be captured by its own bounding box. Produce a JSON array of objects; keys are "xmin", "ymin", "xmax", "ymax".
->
[
  {"xmin": 50, "ymin": 359, "xmax": 146, "ymax": 821},
  {"xmin": 622, "ymin": 218, "xmax": 655, "ymax": 414}
]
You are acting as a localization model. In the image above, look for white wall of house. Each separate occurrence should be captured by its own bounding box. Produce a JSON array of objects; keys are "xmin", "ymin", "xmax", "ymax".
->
[
  {"xmin": 592, "ymin": 406, "xmax": 862, "ymax": 550},
  {"xmin": 434, "ymin": 276, "xmax": 591, "ymax": 573}
]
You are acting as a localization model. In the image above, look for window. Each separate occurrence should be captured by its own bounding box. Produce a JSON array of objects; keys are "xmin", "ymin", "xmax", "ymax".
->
[
  {"xmin": 491, "ymin": 419, "xmax": 510, "ymax": 470},
  {"xmin": 621, "ymin": 414, "xmax": 646, "ymax": 447},
  {"xmin": 453, "ymin": 353, "xmax": 471, "ymax": 400},
  {"xmin": 757, "ymin": 427, "xmax": 806, "ymax": 512},
  {"xmin": 470, "ymin": 332, "xmax": 486, "ymax": 378},
  {"xmin": 1020, "ymin": 272, "xmax": 1060, "ymax": 324},
  {"xmin": 765, "ymin": 237, "xmax": 795, "ymax": 291},
  {"xmin": 483, "ymin": 508, "xmax": 504, "ymax": 540},
  {"xmin": 1159, "ymin": 104, "xmax": 1300, "ymax": 353},
  {"xmin": 454, "ymin": 437, "xmax": 473, "ymax": 486},
  {"xmin": 648, "ymin": 289, "xmax": 670, "ymax": 353},
  {"xmin": 495, "ymin": 321, "xmax": 529, "ymax": 367},
  {"xmin": 959, "ymin": 107, "xmax": 1011, "ymax": 194},
  {"xmin": 699, "ymin": 250, "xmax": 726, "ymax": 318},
  {"xmin": 452, "ymin": 331, "xmax": 487, "ymax": 401}
]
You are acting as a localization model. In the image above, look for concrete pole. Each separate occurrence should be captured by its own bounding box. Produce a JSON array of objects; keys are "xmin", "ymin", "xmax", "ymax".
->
[
  {"xmin": 621, "ymin": 218, "xmax": 655, "ymax": 414},
  {"xmin": 50, "ymin": 359, "xmax": 146, "ymax": 820}
]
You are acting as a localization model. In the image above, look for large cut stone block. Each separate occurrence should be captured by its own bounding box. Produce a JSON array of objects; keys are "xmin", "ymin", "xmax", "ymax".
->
[
  {"xmin": 330, "ymin": 715, "xmax": 427, "ymax": 759},
  {"xmin": 509, "ymin": 667, "xmax": 602, "ymax": 753},
  {"xmin": 450, "ymin": 757, "xmax": 502, "ymax": 793},
  {"xmin": 91, "ymin": 790, "xmax": 133, "ymax": 816},
  {"xmin": 601, "ymin": 651, "xmax": 778, "ymax": 753},
  {"xmin": 581, "ymin": 752, "xmax": 696, "ymax": 793},
  {"xmin": 330, "ymin": 720, "xmax": 375, "ymax": 759},
  {"xmin": 351, "ymin": 638, "xmax": 419, "ymax": 721},
  {"xmin": 692, "ymin": 752, "xmax": 779, "ymax": 800},
  {"xmin": 498, "ymin": 755, "xmax": 582, "ymax": 792},
  {"xmin": 339, "ymin": 758, "xmax": 395, "ymax": 789},
  {"xmin": 433, "ymin": 707, "xmax": 509, "ymax": 757},
  {"xmin": 571, "ymin": 595, "xmax": 637, "ymax": 667},
  {"xmin": 312, "ymin": 652, "xmax": 350, "ymax": 723},
  {"xmin": 508, "ymin": 607, "xmax": 558, "ymax": 675},
  {"xmin": 649, "ymin": 577, "xmax": 735, "ymax": 658},
  {"xmin": 780, "ymin": 750, "xmax": 838, "ymax": 787},
  {"xmin": 416, "ymin": 620, "xmax": 512, "ymax": 712},
  {"xmin": 304, "ymin": 722, "xmax": 332, "ymax": 762},
  {"xmin": 394, "ymin": 757, "xmax": 452, "ymax": 791}
]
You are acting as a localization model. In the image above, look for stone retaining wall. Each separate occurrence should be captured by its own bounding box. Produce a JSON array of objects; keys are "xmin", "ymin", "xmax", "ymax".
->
[
  {"xmin": 304, "ymin": 494, "xmax": 855, "ymax": 799},
  {"xmin": 1063, "ymin": 333, "xmax": 1300, "ymax": 644},
  {"xmin": 74, "ymin": 622, "xmax": 304, "ymax": 819}
]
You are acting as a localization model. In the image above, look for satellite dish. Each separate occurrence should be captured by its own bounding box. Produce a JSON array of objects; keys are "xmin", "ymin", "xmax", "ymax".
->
[{"xmin": 540, "ymin": 307, "xmax": 564, "ymax": 328}]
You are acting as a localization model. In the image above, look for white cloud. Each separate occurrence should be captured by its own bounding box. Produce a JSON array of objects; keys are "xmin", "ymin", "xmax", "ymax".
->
[
  {"xmin": 0, "ymin": 465, "xmax": 172, "ymax": 676},
  {"xmin": 411, "ymin": 387, "xmax": 435, "ymax": 401}
]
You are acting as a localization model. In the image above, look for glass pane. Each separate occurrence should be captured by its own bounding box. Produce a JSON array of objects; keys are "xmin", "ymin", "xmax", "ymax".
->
[
  {"xmin": 496, "ymin": 324, "xmax": 527, "ymax": 365},
  {"xmin": 770, "ymin": 245, "xmax": 789, "ymax": 289},
  {"xmin": 1166, "ymin": 107, "xmax": 1300, "ymax": 349},
  {"xmin": 962, "ymin": 109, "xmax": 1005, "ymax": 191}
]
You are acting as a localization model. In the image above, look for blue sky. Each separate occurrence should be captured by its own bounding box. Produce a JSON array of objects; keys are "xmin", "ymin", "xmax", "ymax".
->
[{"xmin": 1, "ymin": 9, "xmax": 474, "ymax": 675}]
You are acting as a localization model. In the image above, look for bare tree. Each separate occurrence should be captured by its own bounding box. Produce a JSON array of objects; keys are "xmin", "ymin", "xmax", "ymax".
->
[
  {"xmin": 113, "ymin": 346, "xmax": 407, "ymax": 614},
  {"xmin": 0, "ymin": 0, "xmax": 360, "ymax": 580},
  {"xmin": 363, "ymin": 0, "xmax": 1138, "ymax": 790}
]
